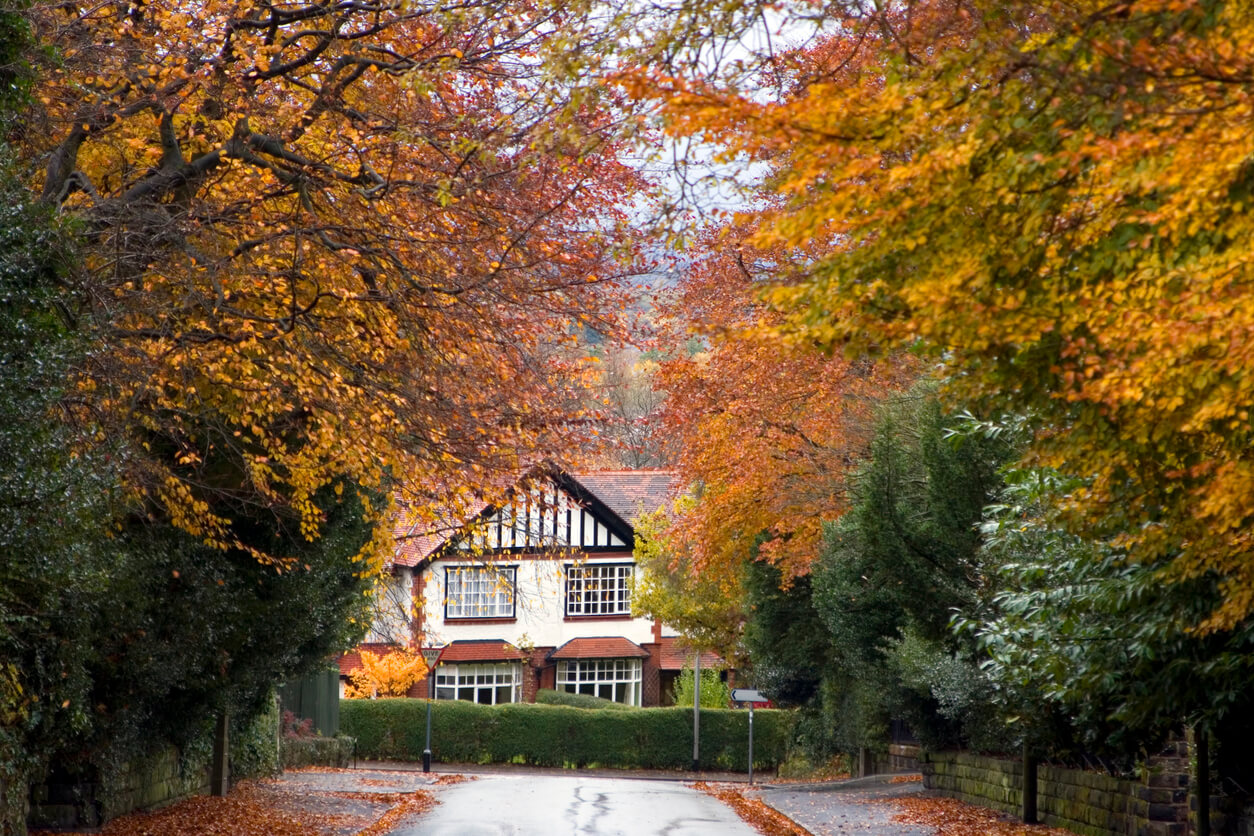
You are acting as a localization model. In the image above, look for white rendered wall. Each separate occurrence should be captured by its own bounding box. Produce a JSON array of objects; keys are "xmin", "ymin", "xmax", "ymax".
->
[
  {"xmin": 366, "ymin": 566, "xmax": 414, "ymax": 644},
  {"xmin": 419, "ymin": 555, "xmax": 657, "ymax": 649}
]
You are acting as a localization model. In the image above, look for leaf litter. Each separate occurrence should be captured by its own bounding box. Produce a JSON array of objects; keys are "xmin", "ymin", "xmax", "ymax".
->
[{"xmin": 30, "ymin": 771, "xmax": 471, "ymax": 836}]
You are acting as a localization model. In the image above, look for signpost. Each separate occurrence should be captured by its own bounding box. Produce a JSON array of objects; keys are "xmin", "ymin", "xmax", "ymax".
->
[
  {"xmin": 731, "ymin": 688, "xmax": 768, "ymax": 785},
  {"xmin": 422, "ymin": 649, "xmax": 442, "ymax": 773}
]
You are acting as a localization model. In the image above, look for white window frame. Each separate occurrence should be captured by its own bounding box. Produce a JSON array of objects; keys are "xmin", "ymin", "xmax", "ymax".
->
[
  {"xmin": 434, "ymin": 662, "xmax": 522, "ymax": 704},
  {"xmin": 445, "ymin": 565, "xmax": 516, "ymax": 619},
  {"xmin": 565, "ymin": 562, "xmax": 633, "ymax": 616},
  {"xmin": 556, "ymin": 658, "xmax": 642, "ymax": 706}
]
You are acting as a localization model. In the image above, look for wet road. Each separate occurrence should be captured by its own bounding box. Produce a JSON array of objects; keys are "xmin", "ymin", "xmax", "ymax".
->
[
  {"xmin": 757, "ymin": 775, "xmax": 933, "ymax": 836},
  {"xmin": 388, "ymin": 773, "xmax": 762, "ymax": 836}
]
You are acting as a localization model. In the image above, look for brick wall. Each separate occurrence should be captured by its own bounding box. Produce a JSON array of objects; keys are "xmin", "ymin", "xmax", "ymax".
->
[{"xmin": 641, "ymin": 642, "xmax": 661, "ymax": 707}]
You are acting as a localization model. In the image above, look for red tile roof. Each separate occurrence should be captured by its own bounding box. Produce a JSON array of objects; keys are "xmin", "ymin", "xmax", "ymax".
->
[
  {"xmin": 573, "ymin": 471, "xmax": 677, "ymax": 523},
  {"xmin": 390, "ymin": 505, "xmax": 481, "ymax": 568},
  {"xmin": 655, "ymin": 636, "xmax": 723, "ymax": 671},
  {"xmin": 548, "ymin": 636, "xmax": 650, "ymax": 660},
  {"xmin": 436, "ymin": 639, "xmax": 527, "ymax": 663}
]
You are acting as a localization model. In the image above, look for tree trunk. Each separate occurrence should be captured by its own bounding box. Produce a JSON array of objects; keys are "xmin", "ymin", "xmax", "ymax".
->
[{"xmin": 210, "ymin": 711, "xmax": 230, "ymax": 797}]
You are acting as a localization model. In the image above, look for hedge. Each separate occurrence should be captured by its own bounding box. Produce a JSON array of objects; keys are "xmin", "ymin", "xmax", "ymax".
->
[
  {"xmin": 534, "ymin": 689, "xmax": 633, "ymax": 711},
  {"xmin": 280, "ymin": 735, "xmax": 356, "ymax": 770},
  {"xmin": 341, "ymin": 699, "xmax": 794, "ymax": 770}
]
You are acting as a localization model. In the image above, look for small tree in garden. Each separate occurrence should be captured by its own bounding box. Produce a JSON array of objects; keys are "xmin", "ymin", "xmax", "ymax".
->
[
  {"xmin": 671, "ymin": 666, "xmax": 731, "ymax": 709},
  {"xmin": 345, "ymin": 649, "xmax": 429, "ymax": 699}
]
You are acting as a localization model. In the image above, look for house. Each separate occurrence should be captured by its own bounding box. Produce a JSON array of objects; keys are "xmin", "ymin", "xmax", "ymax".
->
[{"xmin": 339, "ymin": 467, "xmax": 720, "ymax": 706}]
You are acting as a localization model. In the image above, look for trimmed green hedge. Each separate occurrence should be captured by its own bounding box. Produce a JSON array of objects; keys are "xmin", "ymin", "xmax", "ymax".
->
[
  {"xmin": 534, "ymin": 689, "xmax": 633, "ymax": 711},
  {"xmin": 341, "ymin": 699, "xmax": 794, "ymax": 770},
  {"xmin": 281, "ymin": 735, "xmax": 356, "ymax": 770}
]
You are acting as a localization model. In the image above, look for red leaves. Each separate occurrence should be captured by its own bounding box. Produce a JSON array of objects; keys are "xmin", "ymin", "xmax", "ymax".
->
[{"xmin": 655, "ymin": 235, "xmax": 916, "ymax": 580}]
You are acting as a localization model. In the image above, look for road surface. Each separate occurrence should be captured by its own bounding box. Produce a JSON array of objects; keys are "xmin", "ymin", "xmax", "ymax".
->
[
  {"xmin": 757, "ymin": 774, "xmax": 934, "ymax": 836},
  {"xmin": 388, "ymin": 773, "xmax": 763, "ymax": 836}
]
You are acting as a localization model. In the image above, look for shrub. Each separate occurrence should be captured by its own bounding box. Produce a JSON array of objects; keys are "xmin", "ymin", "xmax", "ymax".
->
[
  {"xmin": 280, "ymin": 735, "xmax": 356, "ymax": 770},
  {"xmin": 534, "ymin": 689, "xmax": 634, "ymax": 711},
  {"xmin": 341, "ymin": 699, "xmax": 794, "ymax": 771},
  {"xmin": 670, "ymin": 667, "xmax": 731, "ymax": 708}
]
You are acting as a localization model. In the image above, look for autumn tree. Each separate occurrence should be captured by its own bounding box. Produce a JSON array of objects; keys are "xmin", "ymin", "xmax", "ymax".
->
[
  {"xmin": 632, "ymin": 501, "xmax": 748, "ymax": 665},
  {"xmin": 345, "ymin": 648, "xmax": 428, "ymax": 699},
  {"xmin": 22, "ymin": 0, "xmax": 643, "ymax": 562},
  {"xmin": 653, "ymin": 236, "xmax": 913, "ymax": 580},
  {"xmin": 653, "ymin": 0, "xmax": 1254, "ymax": 631},
  {"xmin": 587, "ymin": 343, "xmax": 671, "ymax": 468}
]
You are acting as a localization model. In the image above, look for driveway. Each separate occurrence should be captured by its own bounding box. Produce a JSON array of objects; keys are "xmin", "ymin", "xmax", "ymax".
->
[
  {"xmin": 387, "ymin": 773, "xmax": 763, "ymax": 836},
  {"xmin": 756, "ymin": 775, "xmax": 934, "ymax": 836}
]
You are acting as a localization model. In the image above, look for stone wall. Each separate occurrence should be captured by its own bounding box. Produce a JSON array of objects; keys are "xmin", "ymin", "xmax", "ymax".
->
[
  {"xmin": 28, "ymin": 746, "xmax": 210, "ymax": 831},
  {"xmin": 921, "ymin": 743, "xmax": 1193, "ymax": 836},
  {"xmin": 28, "ymin": 702, "xmax": 280, "ymax": 832},
  {"xmin": 876, "ymin": 744, "xmax": 921, "ymax": 774}
]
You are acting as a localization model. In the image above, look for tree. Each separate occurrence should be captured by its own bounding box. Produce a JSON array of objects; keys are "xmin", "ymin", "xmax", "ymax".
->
[
  {"xmin": 632, "ymin": 501, "xmax": 748, "ymax": 666},
  {"xmin": 811, "ymin": 393, "xmax": 1016, "ymax": 753},
  {"xmin": 344, "ymin": 648, "xmax": 428, "ymax": 699},
  {"xmin": 654, "ymin": 237, "xmax": 913, "ymax": 580},
  {"xmin": 969, "ymin": 461, "xmax": 1254, "ymax": 762},
  {"xmin": 653, "ymin": 0, "xmax": 1254, "ymax": 631},
  {"xmin": 2, "ymin": 109, "xmax": 374, "ymax": 829},
  {"xmin": 587, "ymin": 344, "xmax": 671, "ymax": 468},
  {"xmin": 22, "ymin": 0, "xmax": 642, "ymax": 560},
  {"xmin": 670, "ymin": 665, "xmax": 731, "ymax": 708}
]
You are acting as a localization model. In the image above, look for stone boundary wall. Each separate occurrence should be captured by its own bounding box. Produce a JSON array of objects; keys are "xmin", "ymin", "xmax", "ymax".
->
[
  {"xmin": 920, "ymin": 748, "xmax": 1192, "ymax": 836},
  {"xmin": 28, "ymin": 746, "xmax": 210, "ymax": 831},
  {"xmin": 867, "ymin": 744, "xmax": 920, "ymax": 776}
]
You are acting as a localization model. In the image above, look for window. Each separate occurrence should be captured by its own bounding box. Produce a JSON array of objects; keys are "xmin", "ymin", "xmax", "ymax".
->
[
  {"xmin": 556, "ymin": 658, "xmax": 641, "ymax": 706},
  {"xmin": 445, "ymin": 566, "xmax": 515, "ymax": 619},
  {"xmin": 435, "ymin": 662, "xmax": 522, "ymax": 704},
  {"xmin": 565, "ymin": 563, "xmax": 632, "ymax": 616}
]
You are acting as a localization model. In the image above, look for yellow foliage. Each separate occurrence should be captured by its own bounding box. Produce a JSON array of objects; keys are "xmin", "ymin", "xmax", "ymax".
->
[{"xmin": 344, "ymin": 649, "xmax": 428, "ymax": 699}]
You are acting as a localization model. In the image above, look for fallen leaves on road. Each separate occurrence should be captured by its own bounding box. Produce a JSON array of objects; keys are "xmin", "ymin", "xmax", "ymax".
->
[
  {"xmin": 888, "ymin": 774, "xmax": 922, "ymax": 784},
  {"xmin": 693, "ymin": 782, "xmax": 812, "ymax": 836},
  {"xmin": 432, "ymin": 773, "xmax": 473, "ymax": 785},
  {"xmin": 884, "ymin": 795, "xmax": 1074, "ymax": 836},
  {"xmin": 29, "ymin": 773, "xmax": 445, "ymax": 836},
  {"xmin": 348, "ymin": 790, "xmax": 437, "ymax": 836}
]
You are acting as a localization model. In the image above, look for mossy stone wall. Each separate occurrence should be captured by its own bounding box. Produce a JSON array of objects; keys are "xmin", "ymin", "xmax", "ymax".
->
[{"xmin": 920, "ymin": 750, "xmax": 1188, "ymax": 836}]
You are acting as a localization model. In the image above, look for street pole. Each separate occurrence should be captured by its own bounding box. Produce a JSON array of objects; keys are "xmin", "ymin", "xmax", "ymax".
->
[
  {"xmin": 748, "ymin": 703, "xmax": 755, "ymax": 786},
  {"xmin": 423, "ymin": 671, "xmax": 433, "ymax": 773},
  {"xmin": 691, "ymin": 650, "xmax": 701, "ymax": 772}
]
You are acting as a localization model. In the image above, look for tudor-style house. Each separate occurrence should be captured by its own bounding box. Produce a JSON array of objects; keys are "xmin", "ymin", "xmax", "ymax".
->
[{"xmin": 339, "ymin": 468, "xmax": 719, "ymax": 707}]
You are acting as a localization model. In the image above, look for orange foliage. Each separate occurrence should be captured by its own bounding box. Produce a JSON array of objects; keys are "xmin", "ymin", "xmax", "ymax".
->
[
  {"xmin": 344, "ymin": 648, "xmax": 428, "ymax": 699},
  {"xmin": 692, "ymin": 782, "xmax": 811, "ymax": 836},
  {"xmin": 656, "ymin": 238, "xmax": 914, "ymax": 579},
  {"xmin": 650, "ymin": 0, "xmax": 1254, "ymax": 629},
  {"xmin": 23, "ymin": 0, "xmax": 640, "ymax": 565}
]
